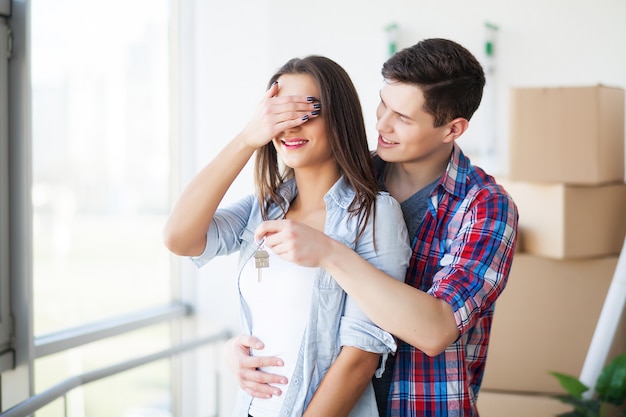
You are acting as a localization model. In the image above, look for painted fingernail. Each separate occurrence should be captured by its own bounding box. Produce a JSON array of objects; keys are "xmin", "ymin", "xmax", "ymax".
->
[
  {"xmin": 311, "ymin": 110, "xmax": 320, "ymax": 116},
  {"xmin": 313, "ymin": 103, "xmax": 321, "ymax": 109},
  {"xmin": 306, "ymin": 96, "xmax": 317, "ymax": 102},
  {"xmin": 271, "ymin": 81, "xmax": 278, "ymax": 86},
  {"xmin": 301, "ymin": 115, "xmax": 309, "ymax": 121}
]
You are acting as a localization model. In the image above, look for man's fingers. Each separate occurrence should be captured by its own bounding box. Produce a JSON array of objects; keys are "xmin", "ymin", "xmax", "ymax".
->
[
  {"xmin": 233, "ymin": 333, "xmax": 264, "ymax": 350},
  {"xmin": 239, "ymin": 367, "xmax": 287, "ymax": 386},
  {"xmin": 239, "ymin": 354, "xmax": 284, "ymax": 371},
  {"xmin": 237, "ymin": 368, "xmax": 287, "ymax": 398},
  {"xmin": 242, "ymin": 383, "xmax": 280, "ymax": 399},
  {"xmin": 243, "ymin": 387, "xmax": 272, "ymax": 399}
]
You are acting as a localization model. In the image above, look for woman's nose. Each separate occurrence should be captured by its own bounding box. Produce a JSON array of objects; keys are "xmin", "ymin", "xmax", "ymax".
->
[{"xmin": 281, "ymin": 122, "xmax": 302, "ymax": 138}]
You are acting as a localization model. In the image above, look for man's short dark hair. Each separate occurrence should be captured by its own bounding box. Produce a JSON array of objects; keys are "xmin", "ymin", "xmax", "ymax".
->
[{"xmin": 382, "ymin": 38, "xmax": 486, "ymax": 127}]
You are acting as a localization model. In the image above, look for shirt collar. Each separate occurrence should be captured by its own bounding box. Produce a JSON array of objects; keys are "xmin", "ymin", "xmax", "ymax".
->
[
  {"xmin": 439, "ymin": 143, "xmax": 470, "ymax": 199},
  {"xmin": 324, "ymin": 176, "xmax": 354, "ymax": 209}
]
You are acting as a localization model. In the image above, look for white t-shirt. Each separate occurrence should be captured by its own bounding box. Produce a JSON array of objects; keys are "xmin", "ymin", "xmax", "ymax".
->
[{"xmin": 239, "ymin": 247, "xmax": 317, "ymax": 417}]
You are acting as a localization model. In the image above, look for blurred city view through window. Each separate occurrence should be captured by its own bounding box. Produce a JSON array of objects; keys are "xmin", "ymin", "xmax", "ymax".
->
[{"xmin": 30, "ymin": 1, "xmax": 174, "ymax": 415}]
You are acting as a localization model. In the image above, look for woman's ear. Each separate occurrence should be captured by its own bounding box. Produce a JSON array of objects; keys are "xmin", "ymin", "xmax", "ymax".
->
[{"xmin": 443, "ymin": 117, "xmax": 469, "ymax": 143}]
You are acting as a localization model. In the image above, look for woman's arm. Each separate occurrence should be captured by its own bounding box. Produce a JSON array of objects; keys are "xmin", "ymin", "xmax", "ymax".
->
[
  {"xmin": 163, "ymin": 135, "xmax": 257, "ymax": 256},
  {"xmin": 162, "ymin": 83, "xmax": 318, "ymax": 256},
  {"xmin": 302, "ymin": 347, "xmax": 379, "ymax": 417}
]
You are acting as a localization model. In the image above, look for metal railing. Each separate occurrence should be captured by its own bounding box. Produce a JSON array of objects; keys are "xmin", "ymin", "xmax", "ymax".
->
[
  {"xmin": 34, "ymin": 303, "xmax": 192, "ymax": 359},
  {"xmin": 1, "ymin": 303, "xmax": 232, "ymax": 417}
]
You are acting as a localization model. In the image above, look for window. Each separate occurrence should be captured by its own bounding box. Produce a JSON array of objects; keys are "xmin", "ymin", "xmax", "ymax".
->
[
  {"xmin": 2, "ymin": 1, "xmax": 234, "ymax": 415},
  {"xmin": 31, "ymin": 0, "xmax": 171, "ymax": 336},
  {"xmin": 28, "ymin": 1, "xmax": 175, "ymax": 415}
]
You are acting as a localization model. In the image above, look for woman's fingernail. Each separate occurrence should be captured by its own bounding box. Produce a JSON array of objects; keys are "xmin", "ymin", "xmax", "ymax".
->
[
  {"xmin": 311, "ymin": 110, "xmax": 320, "ymax": 116},
  {"xmin": 313, "ymin": 103, "xmax": 321, "ymax": 109},
  {"xmin": 306, "ymin": 96, "xmax": 317, "ymax": 102},
  {"xmin": 301, "ymin": 115, "xmax": 309, "ymax": 121}
]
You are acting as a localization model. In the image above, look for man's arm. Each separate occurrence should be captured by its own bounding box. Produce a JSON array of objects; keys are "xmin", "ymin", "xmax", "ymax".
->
[
  {"xmin": 303, "ymin": 347, "xmax": 379, "ymax": 417},
  {"xmin": 324, "ymin": 239, "xmax": 460, "ymax": 355},
  {"xmin": 257, "ymin": 188, "xmax": 518, "ymax": 357},
  {"xmin": 256, "ymin": 219, "xmax": 459, "ymax": 356},
  {"xmin": 322, "ymin": 236, "xmax": 460, "ymax": 356}
]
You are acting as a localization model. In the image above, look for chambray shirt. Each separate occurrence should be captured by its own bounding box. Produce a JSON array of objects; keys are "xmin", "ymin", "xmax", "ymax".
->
[
  {"xmin": 380, "ymin": 144, "xmax": 519, "ymax": 417},
  {"xmin": 191, "ymin": 176, "xmax": 411, "ymax": 417}
]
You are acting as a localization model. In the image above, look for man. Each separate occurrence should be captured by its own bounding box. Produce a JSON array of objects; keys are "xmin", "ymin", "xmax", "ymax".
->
[{"xmin": 227, "ymin": 38, "xmax": 518, "ymax": 416}]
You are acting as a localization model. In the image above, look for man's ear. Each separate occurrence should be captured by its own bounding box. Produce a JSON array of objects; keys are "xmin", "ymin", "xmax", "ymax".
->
[{"xmin": 443, "ymin": 117, "xmax": 469, "ymax": 143}]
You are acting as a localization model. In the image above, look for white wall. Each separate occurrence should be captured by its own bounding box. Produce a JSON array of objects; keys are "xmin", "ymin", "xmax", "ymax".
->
[{"xmin": 178, "ymin": 0, "xmax": 626, "ymax": 411}]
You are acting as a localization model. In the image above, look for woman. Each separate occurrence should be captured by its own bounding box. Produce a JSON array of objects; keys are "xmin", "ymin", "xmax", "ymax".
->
[{"xmin": 163, "ymin": 55, "xmax": 410, "ymax": 417}]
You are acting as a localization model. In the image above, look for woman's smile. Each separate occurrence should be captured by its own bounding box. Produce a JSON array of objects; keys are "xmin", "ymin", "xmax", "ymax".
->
[{"xmin": 281, "ymin": 138, "xmax": 309, "ymax": 149}]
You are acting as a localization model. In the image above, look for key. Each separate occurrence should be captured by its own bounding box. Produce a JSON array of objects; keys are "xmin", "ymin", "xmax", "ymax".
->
[{"xmin": 254, "ymin": 248, "xmax": 269, "ymax": 282}]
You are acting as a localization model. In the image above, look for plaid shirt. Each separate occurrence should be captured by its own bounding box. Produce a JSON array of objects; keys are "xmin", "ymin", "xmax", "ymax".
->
[{"xmin": 383, "ymin": 144, "xmax": 519, "ymax": 417}]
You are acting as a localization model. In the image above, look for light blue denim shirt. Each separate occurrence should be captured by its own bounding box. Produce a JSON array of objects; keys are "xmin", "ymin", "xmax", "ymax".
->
[{"xmin": 191, "ymin": 176, "xmax": 410, "ymax": 417}]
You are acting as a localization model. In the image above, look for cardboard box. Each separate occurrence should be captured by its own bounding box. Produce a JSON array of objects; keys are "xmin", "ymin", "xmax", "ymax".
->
[
  {"xmin": 478, "ymin": 391, "xmax": 570, "ymax": 417},
  {"xmin": 478, "ymin": 390, "xmax": 625, "ymax": 417},
  {"xmin": 482, "ymin": 254, "xmax": 626, "ymax": 394},
  {"xmin": 500, "ymin": 179, "xmax": 626, "ymax": 259},
  {"xmin": 508, "ymin": 85, "xmax": 625, "ymax": 185}
]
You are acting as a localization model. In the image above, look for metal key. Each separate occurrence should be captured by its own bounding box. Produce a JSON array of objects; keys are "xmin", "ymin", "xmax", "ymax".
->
[{"xmin": 254, "ymin": 247, "xmax": 269, "ymax": 282}]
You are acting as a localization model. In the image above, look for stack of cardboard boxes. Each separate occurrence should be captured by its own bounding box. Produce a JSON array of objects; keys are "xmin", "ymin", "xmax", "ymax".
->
[{"xmin": 477, "ymin": 85, "xmax": 626, "ymax": 416}]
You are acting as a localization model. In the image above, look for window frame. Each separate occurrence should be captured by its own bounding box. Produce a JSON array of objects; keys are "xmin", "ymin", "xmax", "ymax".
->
[
  {"xmin": 0, "ymin": 0, "xmax": 10, "ymax": 17},
  {"xmin": 1, "ymin": 0, "xmax": 35, "ymax": 409},
  {"xmin": 0, "ymin": 15, "xmax": 13, "ymax": 371}
]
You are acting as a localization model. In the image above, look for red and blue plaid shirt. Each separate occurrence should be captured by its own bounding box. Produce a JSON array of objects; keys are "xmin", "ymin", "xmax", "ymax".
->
[{"xmin": 380, "ymin": 144, "xmax": 518, "ymax": 417}]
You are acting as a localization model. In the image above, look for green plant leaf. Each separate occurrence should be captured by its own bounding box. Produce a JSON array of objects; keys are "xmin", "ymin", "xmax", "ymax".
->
[
  {"xmin": 550, "ymin": 371, "xmax": 590, "ymax": 399},
  {"xmin": 595, "ymin": 351, "xmax": 626, "ymax": 406}
]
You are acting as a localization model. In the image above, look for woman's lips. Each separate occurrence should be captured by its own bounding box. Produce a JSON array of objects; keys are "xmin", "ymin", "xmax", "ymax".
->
[{"xmin": 282, "ymin": 139, "xmax": 309, "ymax": 148}]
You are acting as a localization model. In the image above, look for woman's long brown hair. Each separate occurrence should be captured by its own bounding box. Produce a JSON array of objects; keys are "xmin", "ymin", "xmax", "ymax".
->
[{"xmin": 254, "ymin": 56, "xmax": 378, "ymax": 241}]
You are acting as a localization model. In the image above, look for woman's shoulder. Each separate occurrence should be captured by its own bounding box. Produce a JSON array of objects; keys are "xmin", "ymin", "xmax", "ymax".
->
[
  {"xmin": 375, "ymin": 190, "xmax": 402, "ymax": 210},
  {"xmin": 372, "ymin": 192, "xmax": 405, "ymax": 229}
]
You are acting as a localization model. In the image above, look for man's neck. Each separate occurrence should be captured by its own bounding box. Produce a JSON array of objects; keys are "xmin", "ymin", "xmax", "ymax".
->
[{"xmin": 384, "ymin": 149, "xmax": 451, "ymax": 203}]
